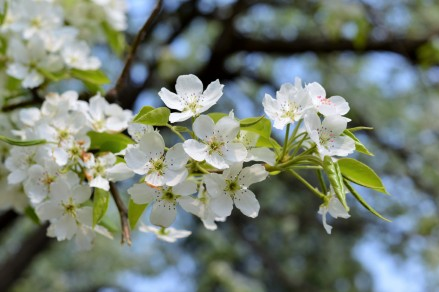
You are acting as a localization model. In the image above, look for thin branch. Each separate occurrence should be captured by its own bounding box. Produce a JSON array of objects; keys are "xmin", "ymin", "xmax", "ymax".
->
[
  {"xmin": 110, "ymin": 182, "xmax": 131, "ymax": 245},
  {"xmin": 106, "ymin": 0, "xmax": 163, "ymax": 103}
]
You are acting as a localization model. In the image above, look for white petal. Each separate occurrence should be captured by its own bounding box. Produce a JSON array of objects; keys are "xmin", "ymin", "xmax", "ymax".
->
[
  {"xmin": 211, "ymin": 194, "xmax": 233, "ymax": 218},
  {"xmin": 124, "ymin": 146, "xmax": 148, "ymax": 173},
  {"xmin": 173, "ymin": 180, "xmax": 197, "ymax": 196},
  {"xmin": 223, "ymin": 163, "xmax": 243, "ymax": 180},
  {"xmin": 73, "ymin": 185, "xmax": 92, "ymax": 204},
  {"xmin": 262, "ymin": 94, "xmax": 280, "ymax": 123},
  {"xmin": 128, "ymin": 123, "xmax": 153, "ymax": 142},
  {"xmin": 8, "ymin": 169, "xmax": 27, "ymax": 184},
  {"xmin": 178, "ymin": 197, "xmax": 203, "ymax": 217},
  {"xmin": 233, "ymin": 189, "xmax": 260, "ymax": 218},
  {"xmin": 304, "ymin": 111, "xmax": 321, "ymax": 134},
  {"xmin": 204, "ymin": 174, "xmax": 227, "ymax": 198},
  {"xmin": 183, "ymin": 139, "xmax": 208, "ymax": 161},
  {"xmin": 215, "ymin": 116, "xmax": 240, "ymax": 142},
  {"xmin": 322, "ymin": 115, "xmax": 348, "ymax": 137},
  {"xmin": 106, "ymin": 163, "xmax": 135, "ymax": 181},
  {"xmin": 144, "ymin": 172, "xmax": 165, "ymax": 187},
  {"xmin": 36, "ymin": 201, "xmax": 63, "ymax": 221},
  {"xmin": 90, "ymin": 176, "xmax": 110, "ymax": 191},
  {"xmin": 246, "ymin": 148, "xmax": 276, "ymax": 165},
  {"xmin": 138, "ymin": 132, "xmax": 165, "ymax": 160},
  {"xmin": 128, "ymin": 183, "xmax": 159, "ymax": 204},
  {"xmin": 328, "ymin": 197, "xmax": 351, "ymax": 219},
  {"xmin": 163, "ymin": 168, "xmax": 188, "ymax": 186},
  {"xmin": 169, "ymin": 111, "xmax": 193, "ymax": 123},
  {"xmin": 318, "ymin": 205, "xmax": 332, "ymax": 234},
  {"xmin": 238, "ymin": 164, "xmax": 268, "ymax": 187},
  {"xmin": 175, "ymin": 74, "xmax": 203, "ymax": 96},
  {"xmin": 223, "ymin": 143, "xmax": 247, "ymax": 163},
  {"xmin": 54, "ymin": 214, "xmax": 77, "ymax": 240},
  {"xmin": 329, "ymin": 136, "xmax": 355, "ymax": 157},
  {"xmin": 199, "ymin": 79, "xmax": 224, "ymax": 110},
  {"xmin": 158, "ymin": 88, "xmax": 184, "ymax": 110},
  {"xmin": 150, "ymin": 200, "xmax": 177, "ymax": 228},
  {"xmin": 193, "ymin": 115, "xmax": 215, "ymax": 140},
  {"xmin": 76, "ymin": 206, "xmax": 93, "ymax": 226},
  {"xmin": 205, "ymin": 152, "xmax": 229, "ymax": 169},
  {"xmin": 165, "ymin": 143, "xmax": 189, "ymax": 170}
]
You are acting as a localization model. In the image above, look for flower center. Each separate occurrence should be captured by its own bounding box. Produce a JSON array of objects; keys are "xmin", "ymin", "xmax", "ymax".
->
[
  {"xmin": 225, "ymin": 180, "xmax": 240, "ymax": 193},
  {"xmin": 208, "ymin": 138, "xmax": 224, "ymax": 155},
  {"xmin": 62, "ymin": 198, "xmax": 76, "ymax": 217}
]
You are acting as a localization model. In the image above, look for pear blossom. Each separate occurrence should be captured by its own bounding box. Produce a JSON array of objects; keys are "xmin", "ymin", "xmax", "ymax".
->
[
  {"xmin": 263, "ymin": 79, "xmax": 312, "ymax": 130},
  {"xmin": 159, "ymin": 74, "xmax": 224, "ymax": 123},
  {"xmin": 85, "ymin": 93, "xmax": 132, "ymax": 133},
  {"xmin": 306, "ymin": 82, "xmax": 350, "ymax": 116},
  {"xmin": 204, "ymin": 163, "xmax": 268, "ymax": 218},
  {"xmin": 138, "ymin": 223, "xmax": 191, "ymax": 243},
  {"xmin": 61, "ymin": 41, "xmax": 101, "ymax": 70},
  {"xmin": 304, "ymin": 112, "xmax": 355, "ymax": 158},
  {"xmin": 183, "ymin": 115, "xmax": 247, "ymax": 169},
  {"xmin": 125, "ymin": 131, "xmax": 189, "ymax": 186},
  {"xmin": 318, "ymin": 190, "xmax": 350, "ymax": 234},
  {"xmin": 36, "ymin": 180, "xmax": 93, "ymax": 241},
  {"xmin": 128, "ymin": 180, "xmax": 198, "ymax": 228},
  {"xmin": 6, "ymin": 36, "xmax": 63, "ymax": 88},
  {"xmin": 127, "ymin": 123, "xmax": 154, "ymax": 142},
  {"xmin": 5, "ymin": 146, "xmax": 42, "ymax": 184},
  {"xmin": 84, "ymin": 152, "xmax": 133, "ymax": 191},
  {"xmin": 23, "ymin": 161, "xmax": 78, "ymax": 204},
  {"xmin": 236, "ymin": 130, "xmax": 276, "ymax": 165},
  {"xmin": 0, "ymin": 166, "xmax": 29, "ymax": 213},
  {"xmin": 178, "ymin": 184, "xmax": 224, "ymax": 230}
]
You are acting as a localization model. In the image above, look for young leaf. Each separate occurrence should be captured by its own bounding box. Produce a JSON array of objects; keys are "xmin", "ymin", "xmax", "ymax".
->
[
  {"xmin": 0, "ymin": 135, "xmax": 46, "ymax": 146},
  {"xmin": 128, "ymin": 199, "xmax": 148, "ymax": 229},
  {"xmin": 338, "ymin": 158, "xmax": 389, "ymax": 195},
  {"xmin": 255, "ymin": 136, "xmax": 281, "ymax": 150},
  {"xmin": 0, "ymin": 1, "xmax": 8, "ymax": 25},
  {"xmin": 93, "ymin": 188, "xmax": 110, "ymax": 226},
  {"xmin": 343, "ymin": 130, "xmax": 373, "ymax": 156},
  {"xmin": 133, "ymin": 106, "xmax": 155, "ymax": 122},
  {"xmin": 24, "ymin": 206, "xmax": 40, "ymax": 224},
  {"xmin": 344, "ymin": 179, "xmax": 390, "ymax": 222},
  {"xmin": 102, "ymin": 21, "xmax": 126, "ymax": 56},
  {"xmin": 88, "ymin": 131, "xmax": 134, "ymax": 153},
  {"xmin": 71, "ymin": 69, "xmax": 110, "ymax": 85},
  {"xmin": 38, "ymin": 68, "xmax": 69, "ymax": 82},
  {"xmin": 323, "ymin": 156, "xmax": 349, "ymax": 211},
  {"xmin": 208, "ymin": 112, "xmax": 228, "ymax": 123},
  {"xmin": 240, "ymin": 116, "xmax": 272, "ymax": 138},
  {"xmin": 347, "ymin": 126, "xmax": 373, "ymax": 132},
  {"xmin": 133, "ymin": 107, "xmax": 170, "ymax": 126}
]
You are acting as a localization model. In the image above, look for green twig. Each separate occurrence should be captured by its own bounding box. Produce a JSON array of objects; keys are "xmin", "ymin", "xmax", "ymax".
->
[{"xmin": 288, "ymin": 169, "xmax": 325, "ymax": 199}]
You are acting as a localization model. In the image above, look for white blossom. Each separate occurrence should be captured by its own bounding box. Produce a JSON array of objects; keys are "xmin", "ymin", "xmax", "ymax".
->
[
  {"xmin": 183, "ymin": 115, "xmax": 247, "ymax": 169},
  {"xmin": 125, "ymin": 131, "xmax": 189, "ymax": 187},
  {"xmin": 304, "ymin": 112, "xmax": 355, "ymax": 158},
  {"xmin": 236, "ymin": 130, "xmax": 276, "ymax": 165},
  {"xmin": 306, "ymin": 82, "xmax": 350, "ymax": 116},
  {"xmin": 318, "ymin": 190, "xmax": 350, "ymax": 234},
  {"xmin": 138, "ymin": 223, "xmax": 191, "ymax": 243},
  {"xmin": 128, "ymin": 180, "xmax": 197, "ymax": 228},
  {"xmin": 204, "ymin": 163, "xmax": 268, "ymax": 218},
  {"xmin": 263, "ymin": 79, "xmax": 312, "ymax": 130},
  {"xmin": 159, "ymin": 74, "xmax": 224, "ymax": 123}
]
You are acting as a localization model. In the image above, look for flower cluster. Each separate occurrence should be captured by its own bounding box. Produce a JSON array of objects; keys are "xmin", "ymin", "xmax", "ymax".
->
[
  {"xmin": 0, "ymin": 0, "xmax": 126, "ymax": 89},
  {"xmin": 0, "ymin": 72, "xmax": 386, "ymax": 246},
  {"xmin": 1, "ymin": 91, "xmax": 133, "ymax": 249}
]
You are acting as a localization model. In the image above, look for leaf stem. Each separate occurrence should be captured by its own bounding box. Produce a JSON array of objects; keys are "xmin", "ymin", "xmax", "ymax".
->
[
  {"xmin": 288, "ymin": 169, "xmax": 325, "ymax": 199},
  {"xmin": 316, "ymin": 170, "xmax": 328, "ymax": 194},
  {"xmin": 279, "ymin": 124, "xmax": 291, "ymax": 162},
  {"xmin": 166, "ymin": 125, "xmax": 185, "ymax": 142}
]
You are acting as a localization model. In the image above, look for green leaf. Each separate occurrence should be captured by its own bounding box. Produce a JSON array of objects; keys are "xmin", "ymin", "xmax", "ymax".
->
[
  {"xmin": 323, "ymin": 156, "xmax": 349, "ymax": 211},
  {"xmin": 0, "ymin": 1, "xmax": 8, "ymax": 25},
  {"xmin": 240, "ymin": 116, "xmax": 272, "ymax": 138},
  {"xmin": 88, "ymin": 131, "xmax": 134, "ymax": 153},
  {"xmin": 38, "ymin": 68, "xmax": 69, "ymax": 82},
  {"xmin": 347, "ymin": 126, "xmax": 373, "ymax": 132},
  {"xmin": 71, "ymin": 69, "xmax": 110, "ymax": 85},
  {"xmin": 173, "ymin": 126, "xmax": 191, "ymax": 133},
  {"xmin": 128, "ymin": 199, "xmax": 148, "ymax": 229},
  {"xmin": 343, "ymin": 130, "xmax": 373, "ymax": 156},
  {"xmin": 133, "ymin": 107, "xmax": 170, "ymax": 126},
  {"xmin": 208, "ymin": 112, "xmax": 228, "ymax": 123},
  {"xmin": 93, "ymin": 188, "xmax": 110, "ymax": 226},
  {"xmin": 0, "ymin": 135, "xmax": 46, "ymax": 146},
  {"xmin": 102, "ymin": 21, "xmax": 126, "ymax": 56},
  {"xmin": 344, "ymin": 179, "xmax": 391, "ymax": 222},
  {"xmin": 338, "ymin": 158, "xmax": 389, "ymax": 195},
  {"xmin": 133, "ymin": 106, "xmax": 154, "ymax": 120},
  {"xmin": 255, "ymin": 136, "xmax": 281, "ymax": 150},
  {"xmin": 24, "ymin": 206, "xmax": 40, "ymax": 224}
]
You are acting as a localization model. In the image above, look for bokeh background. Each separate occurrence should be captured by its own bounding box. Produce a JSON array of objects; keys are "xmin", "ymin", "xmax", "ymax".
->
[{"xmin": 1, "ymin": 0, "xmax": 439, "ymax": 291}]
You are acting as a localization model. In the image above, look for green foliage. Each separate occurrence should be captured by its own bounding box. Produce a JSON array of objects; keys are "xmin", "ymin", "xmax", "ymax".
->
[
  {"xmin": 240, "ymin": 116, "xmax": 271, "ymax": 139},
  {"xmin": 70, "ymin": 69, "xmax": 111, "ymax": 85},
  {"xmin": 323, "ymin": 156, "xmax": 349, "ymax": 210},
  {"xmin": 24, "ymin": 206, "xmax": 40, "ymax": 224},
  {"xmin": 128, "ymin": 199, "xmax": 148, "ymax": 229},
  {"xmin": 338, "ymin": 158, "xmax": 388, "ymax": 194},
  {"xmin": 102, "ymin": 21, "xmax": 126, "ymax": 56},
  {"xmin": 87, "ymin": 131, "xmax": 134, "ymax": 153},
  {"xmin": 343, "ymin": 129, "xmax": 374, "ymax": 156},
  {"xmin": 93, "ymin": 188, "xmax": 110, "ymax": 226},
  {"xmin": 133, "ymin": 106, "xmax": 170, "ymax": 126},
  {"xmin": 0, "ymin": 135, "xmax": 46, "ymax": 146},
  {"xmin": 208, "ymin": 112, "xmax": 228, "ymax": 122}
]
